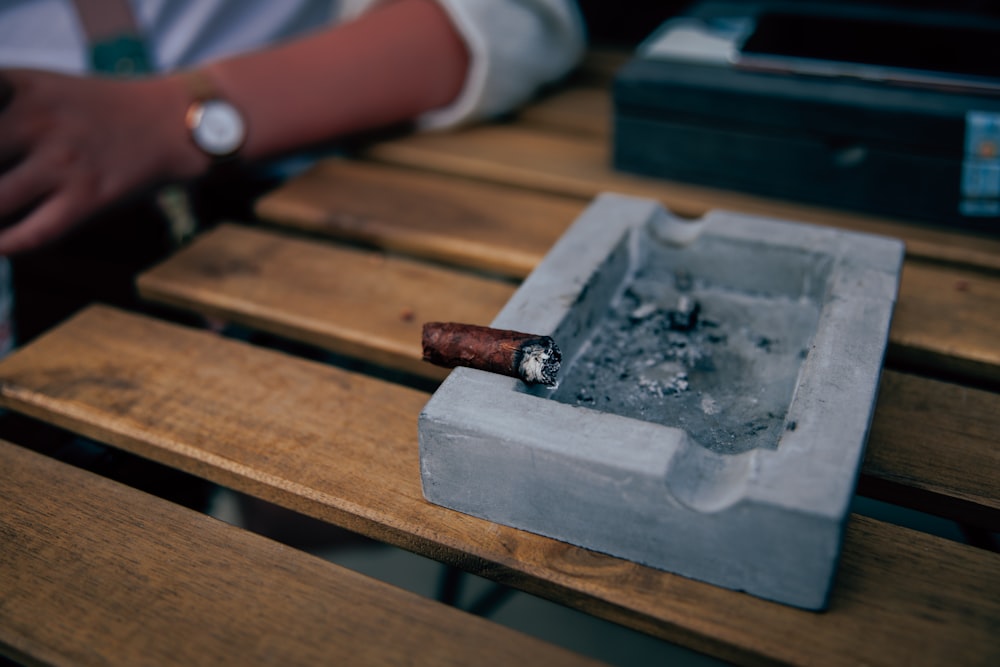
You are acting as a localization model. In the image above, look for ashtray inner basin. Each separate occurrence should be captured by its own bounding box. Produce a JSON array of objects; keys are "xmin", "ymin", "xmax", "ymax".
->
[{"xmin": 546, "ymin": 225, "xmax": 833, "ymax": 455}]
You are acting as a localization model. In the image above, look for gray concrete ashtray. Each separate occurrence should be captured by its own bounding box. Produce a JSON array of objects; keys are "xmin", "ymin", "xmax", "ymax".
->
[{"xmin": 419, "ymin": 193, "xmax": 904, "ymax": 609}]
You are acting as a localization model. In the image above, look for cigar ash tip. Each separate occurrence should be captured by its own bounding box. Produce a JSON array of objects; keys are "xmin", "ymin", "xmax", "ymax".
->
[{"xmin": 516, "ymin": 339, "xmax": 561, "ymax": 386}]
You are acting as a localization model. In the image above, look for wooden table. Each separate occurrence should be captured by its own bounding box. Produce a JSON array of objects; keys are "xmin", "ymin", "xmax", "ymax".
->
[{"xmin": 1, "ymin": 51, "xmax": 998, "ymax": 666}]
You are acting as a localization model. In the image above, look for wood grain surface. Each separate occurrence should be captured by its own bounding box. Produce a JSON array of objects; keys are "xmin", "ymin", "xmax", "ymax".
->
[
  {"xmin": 0, "ymin": 439, "xmax": 601, "ymax": 667},
  {"xmin": 863, "ymin": 371, "xmax": 1000, "ymax": 529},
  {"xmin": 254, "ymin": 159, "xmax": 580, "ymax": 279},
  {"xmin": 516, "ymin": 86, "xmax": 611, "ymax": 137},
  {"xmin": 134, "ymin": 226, "xmax": 1000, "ymax": 524},
  {"xmin": 358, "ymin": 124, "xmax": 1000, "ymax": 273},
  {"xmin": 890, "ymin": 260, "xmax": 1000, "ymax": 385},
  {"xmin": 141, "ymin": 219, "xmax": 1000, "ymax": 395},
  {"xmin": 1, "ymin": 306, "xmax": 997, "ymax": 667},
  {"xmin": 138, "ymin": 224, "xmax": 515, "ymax": 380}
]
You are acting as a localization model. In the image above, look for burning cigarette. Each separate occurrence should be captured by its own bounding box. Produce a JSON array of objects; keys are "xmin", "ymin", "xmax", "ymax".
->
[{"xmin": 422, "ymin": 322, "xmax": 561, "ymax": 385}]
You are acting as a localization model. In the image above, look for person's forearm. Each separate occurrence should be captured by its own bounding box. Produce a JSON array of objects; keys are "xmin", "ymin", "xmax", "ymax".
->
[{"xmin": 186, "ymin": 0, "xmax": 469, "ymax": 161}]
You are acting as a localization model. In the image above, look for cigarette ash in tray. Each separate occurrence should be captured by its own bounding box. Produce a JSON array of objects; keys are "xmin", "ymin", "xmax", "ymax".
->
[
  {"xmin": 418, "ymin": 193, "xmax": 903, "ymax": 610},
  {"xmin": 555, "ymin": 255, "xmax": 823, "ymax": 456}
]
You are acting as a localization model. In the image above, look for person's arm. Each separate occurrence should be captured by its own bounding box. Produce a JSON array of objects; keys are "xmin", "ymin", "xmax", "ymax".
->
[
  {"xmin": 190, "ymin": 0, "xmax": 470, "ymax": 161},
  {"xmin": 0, "ymin": 0, "xmax": 468, "ymax": 255}
]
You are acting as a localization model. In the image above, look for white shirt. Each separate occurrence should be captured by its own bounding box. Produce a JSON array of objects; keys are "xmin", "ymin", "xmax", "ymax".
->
[{"xmin": 0, "ymin": 0, "xmax": 586, "ymax": 128}]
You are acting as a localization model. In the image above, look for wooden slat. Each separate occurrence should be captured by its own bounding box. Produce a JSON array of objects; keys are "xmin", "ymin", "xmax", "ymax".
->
[
  {"xmin": 138, "ymin": 224, "xmax": 515, "ymax": 380},
  {"xmin": 863, "ymin": 371, "xmax": 1000, "ymax": 528},
  {"xmin": 0, "ymin": 306, "xmax": 997, "ymax": 667},
  {"xmin": 359, "ymin": 124, "xmax": 1000, "ymax": 273},
  {"xmin": 516, "ymin": 86, "xmax": 611, "ymax": 137},
  {"xmin": 254, "ymin": 160, "xmax": 580, "ymax": 279},
  {"xmin": 143, "ymin": 218, "xmax": 1000, "ymax": 396},
  {"xmin": 883, "ymin": 372, "xmax": 998, "ymax": 522},
  {"xmin": 889, "ymin": 261, "xmax": 1000, "ymax": 385},
  {"xmin": 0, "ymin": 439, "xmax": 600, "ymax": 667}
]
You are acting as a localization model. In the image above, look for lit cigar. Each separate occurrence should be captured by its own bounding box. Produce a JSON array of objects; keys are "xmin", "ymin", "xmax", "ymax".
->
[{"xmin": 422, "ymin": 322, "xmax": 561, "ymax": 386}]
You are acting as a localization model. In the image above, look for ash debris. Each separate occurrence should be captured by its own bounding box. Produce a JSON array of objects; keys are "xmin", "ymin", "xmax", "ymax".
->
[
  {"xmin": 551, "ymin": 261, "xmax": 820, "ymax": 454},
  {"xmin": 550, "ymin": 266, "xmax": 820, "ymax": 455},
  {"xmin": 568, "ymin": 270, "xmax": 724, "ymax": 406}
]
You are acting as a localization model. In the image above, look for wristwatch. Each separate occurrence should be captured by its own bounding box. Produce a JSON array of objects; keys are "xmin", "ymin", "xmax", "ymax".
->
[{"xmin": 183, "ymin": 71, "xmax": 247, "ymax": 159}]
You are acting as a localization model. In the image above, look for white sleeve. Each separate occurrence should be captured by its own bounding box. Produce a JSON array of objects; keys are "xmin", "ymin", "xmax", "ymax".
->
[
  {"xmin": 342, "ymin": 0, "xmax": 586, "ymax": 130},
  {"xmin": 418, "ymin": 0, "xmax": 586, "ymax": 129}
]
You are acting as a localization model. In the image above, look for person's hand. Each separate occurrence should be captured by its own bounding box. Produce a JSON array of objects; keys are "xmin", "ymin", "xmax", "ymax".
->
[{"xmin": 0, "ymin": 69, "xmax": 208, "ymax": 255}]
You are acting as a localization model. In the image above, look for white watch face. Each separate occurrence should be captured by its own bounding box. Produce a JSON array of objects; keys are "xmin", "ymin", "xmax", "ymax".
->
[{"xmin": 190, "ymin": 99, "xmax": 246, "ymax": 157}]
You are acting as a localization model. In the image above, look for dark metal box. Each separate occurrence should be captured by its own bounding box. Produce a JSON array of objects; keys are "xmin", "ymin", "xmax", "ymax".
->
[{"xmin": 613, "ymin": 2, "xmax": 1000, "ymax": 232}]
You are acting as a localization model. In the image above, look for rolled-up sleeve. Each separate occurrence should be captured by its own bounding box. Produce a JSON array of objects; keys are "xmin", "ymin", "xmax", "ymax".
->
[{"xmin": 417, "ymin": 0, "xmax": 586, "ymax": 129}]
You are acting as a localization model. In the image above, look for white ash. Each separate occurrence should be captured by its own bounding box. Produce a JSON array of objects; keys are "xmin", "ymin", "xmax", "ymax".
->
[
  {"xmin": 518, "ymin": 342, "xmax": 559, "ymax": 385},
  {"xmin": 638, "ymin": 361, "xmax": 689, "ymax": 396}
]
